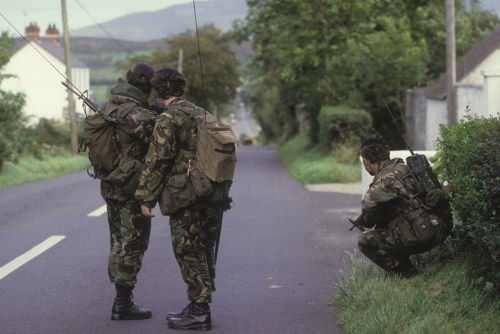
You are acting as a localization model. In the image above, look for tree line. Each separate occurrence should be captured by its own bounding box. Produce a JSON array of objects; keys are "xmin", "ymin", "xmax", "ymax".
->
[{"xmin": 234, "ymin": 0, "xmax": 499, "ymax": 146}]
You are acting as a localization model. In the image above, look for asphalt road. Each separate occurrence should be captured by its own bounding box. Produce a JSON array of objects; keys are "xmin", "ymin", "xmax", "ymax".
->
[{"xmin": 0, "ymin": 146, "xmax": 360, "ymax": 334}]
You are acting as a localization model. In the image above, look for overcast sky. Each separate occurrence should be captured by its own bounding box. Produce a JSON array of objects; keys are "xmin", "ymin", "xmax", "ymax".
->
[{"xmin": 0, "ymin": 0, "xmax": 201, "ymax": 35}]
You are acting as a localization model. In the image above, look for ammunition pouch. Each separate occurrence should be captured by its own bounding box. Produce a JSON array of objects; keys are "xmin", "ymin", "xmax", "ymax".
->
[
  {"xmin": 393, "ymin": 208, "xmax": 440, "ymax": 254},
  {"xmin": 106, "ymin": 157, "xmax": 144, "ymax": 196},
  {"xmin": 158, "ymin": 170, "xmax": 233, "ymax": 216}
]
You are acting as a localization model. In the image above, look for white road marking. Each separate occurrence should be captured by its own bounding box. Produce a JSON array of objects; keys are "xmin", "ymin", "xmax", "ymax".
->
[
  {"xmin": 87, "ymin": 204, "xmax": 107, "ymax": 217},
  {"xmin": 0, "ymin": 235, "xmax": 66, "ymax": 281}
]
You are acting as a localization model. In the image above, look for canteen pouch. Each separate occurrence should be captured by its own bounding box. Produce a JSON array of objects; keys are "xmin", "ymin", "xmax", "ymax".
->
[
  {"xmin": 159, "ymin": 174, "xmax": 197, "ymax": 215},
  {"xmin": 394, "ymin": 209, "xmax": 438, "ymax": 253},
  {"xmin": 106, "ymin": 157, "xmax": 144, "ymax": 196},
  {"xmin": 189, "ymin": 167, "xmax": 214, "ymax": 198}
]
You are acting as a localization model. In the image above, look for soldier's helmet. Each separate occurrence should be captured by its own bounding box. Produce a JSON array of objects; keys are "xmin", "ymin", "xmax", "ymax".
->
[
  {"xmin": 126, "ymin": 62, "xmax": 156, "ymax": 94},
  {"xmin": 151, "ymin": 68, "xmax": 187, "ymax": 99}
]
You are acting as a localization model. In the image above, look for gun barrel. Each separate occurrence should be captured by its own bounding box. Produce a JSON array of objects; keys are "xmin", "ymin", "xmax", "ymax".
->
[{"xmin": 61, "ymin": 81, "xmax": 100, "ymax": 112}]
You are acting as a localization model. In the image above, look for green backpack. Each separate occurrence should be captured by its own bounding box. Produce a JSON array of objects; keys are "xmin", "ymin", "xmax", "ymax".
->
[
  {"xmin": 80, "ymin": 102, "xmax": 137, "ymax": 177},
  {"xmin": 158, "ymin": 108, "xmax": 237, "ymax": 215},
  {"xmin": 196, "ymin": 111, "xmax": 237, "ymax": 182}
]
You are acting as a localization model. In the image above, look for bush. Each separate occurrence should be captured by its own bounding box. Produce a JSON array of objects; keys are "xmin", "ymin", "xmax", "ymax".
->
[
  {"xmin": 318, "ymin": 105, "xmax": 373, "ymax": 150},
  {"xmin": 434, "ymin": 114, "xmax": 499, "ymax": 284}
]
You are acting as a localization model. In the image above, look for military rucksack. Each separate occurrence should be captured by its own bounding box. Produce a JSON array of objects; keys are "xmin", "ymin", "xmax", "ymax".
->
[
  {"xmin": 158, "ymin": 106, "xmax": 237, "ymax": 215},
  {"xmin": 80, "ymin": 102, "xmax": 138, "ymax": 177},
  {"xmin": 390, "ymin": 160, "xmax": 453, "ymax": 253},
  {"xmin": 196, "ymin": 111, "xmax": 237, "ymax": 182}
]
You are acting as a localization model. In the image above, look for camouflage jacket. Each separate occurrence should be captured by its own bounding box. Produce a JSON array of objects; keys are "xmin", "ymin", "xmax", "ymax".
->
[
  {"xmin": 135, "ymin": 98, "xmax": 203, "ymax": 207},
  {"xmin": 100, "ymin": 79, "xmax": 156, "ymax": 204},
  {"xmin": 357, "ymin": 158, "xmax": 423, "ymax": 229}
]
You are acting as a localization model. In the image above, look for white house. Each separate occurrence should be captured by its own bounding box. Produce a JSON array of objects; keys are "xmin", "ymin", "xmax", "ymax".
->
[
  {"xmin": 2, "ymin": 23, "xmax": 90, "ymax": 122},
  {"xmin": 406, "ymin": 25, "xmax": 500, "ymax": 150}
]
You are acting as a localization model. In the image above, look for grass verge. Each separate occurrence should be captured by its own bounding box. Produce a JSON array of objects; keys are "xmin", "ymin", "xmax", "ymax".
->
[
  {"xmin": 334, "ymin": 253, "xmax": 500, "ymax": 334},
  {"xmin": 277, "ymin": 133, "xmax": 360, "ymax": 183},
  {"xmin": 0, "ymin": 154, "xmax": 89, "ymax": 188}
]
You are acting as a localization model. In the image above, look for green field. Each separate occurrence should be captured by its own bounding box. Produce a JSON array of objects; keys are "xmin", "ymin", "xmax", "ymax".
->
[{"xmin": 0, "ymin": 154, "xmax": 89, "ymax": 188}]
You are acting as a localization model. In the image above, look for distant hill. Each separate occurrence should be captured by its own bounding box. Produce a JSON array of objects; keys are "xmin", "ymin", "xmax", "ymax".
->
[{"xmin": 72, "ymin": 0, "xmax": 247, "ymax": 41}]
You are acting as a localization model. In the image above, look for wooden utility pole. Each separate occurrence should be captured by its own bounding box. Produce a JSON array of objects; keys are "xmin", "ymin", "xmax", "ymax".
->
[
  {"xmin": 446, "ymin": 0, "xmax": 457, "ymax": 124},
  {"xmin": 178, "ymin": 48, "xmax": 184, "ymax": 73},
  {"xmin": 61, "ymin": 0, "xmax": 78, "ymax": 154}
]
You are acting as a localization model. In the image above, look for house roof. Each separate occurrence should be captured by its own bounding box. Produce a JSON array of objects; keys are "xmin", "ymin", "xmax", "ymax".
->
[
  {"xmin": 425, "ymin": 24, "xmax": 500, "ymax": 99},
  {"xmin": 13, "ymin": 37, "xmax": 88, "ymax": 69}
]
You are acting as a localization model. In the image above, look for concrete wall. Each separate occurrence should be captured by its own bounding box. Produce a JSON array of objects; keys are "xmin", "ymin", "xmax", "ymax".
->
[
  {"xmin": 405, "ymin": 88, "xmax": 428, "ymax": 150},
  {"xmin": 483, "ymin": 70, "xmax": 500, "ymax": 117},
  {"xmin": 425, "ymin": 98, "xmax": 447, "ymax": 150},
  {"xmin": 456, "ymin": 85, "xmax": 484, "ymax": 118},
  {"xmin": 3, "ymin": 43, "xmax": 89, "ymax": 122},
  {"xmin": 461, "ymin": 49, "xmax": 500, "ymax": 85}
]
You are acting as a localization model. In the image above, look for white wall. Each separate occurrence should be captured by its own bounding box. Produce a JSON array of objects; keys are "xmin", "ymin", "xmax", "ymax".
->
[
  {"xmin": 2, "ymin": 43, "xmax": 89, "ymax": 122},
  {"xmin": 460, "ymin": 49, "xmax": 500, "ymax": 86},
  {"xmin": 425, "ymin": 98, "xmax": 447, "ymax": 150},
  {"xmin": 456, "ymin": 85, "xmax": 484, "ymax": 119},
  {"xmin": 483, "ymin": 70, "xmax": 500, "ymax": 117}
]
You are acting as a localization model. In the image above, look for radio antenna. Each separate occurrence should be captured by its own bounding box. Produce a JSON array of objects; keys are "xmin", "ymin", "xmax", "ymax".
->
[
  {"xmin": 361, "ymin": 60, "xmax": 414, "ymax": 155},
  {"xmin": 192, "ymin": 0, "xmax": 208, "ymax": 123}
]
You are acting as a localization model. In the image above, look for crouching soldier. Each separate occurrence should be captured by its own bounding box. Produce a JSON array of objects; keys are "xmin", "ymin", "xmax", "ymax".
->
[{"xmin": 353, "ymin": 138, "xmax": 453, "ymax": 278}]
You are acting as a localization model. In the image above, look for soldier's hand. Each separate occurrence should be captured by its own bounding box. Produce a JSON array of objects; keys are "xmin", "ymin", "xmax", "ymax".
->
[{"xmin": 141, "ymin": 205, "xmax": 155, "ymax": 217}]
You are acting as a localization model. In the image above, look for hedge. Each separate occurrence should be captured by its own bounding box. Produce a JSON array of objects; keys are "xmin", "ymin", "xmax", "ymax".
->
[
  {"xmin": 435, "ymin": 114, "xmax": 499, "ymax": 285},
  {"xmin": 318, "ymin": 105, "xmax": 373, "ymax": 150}
]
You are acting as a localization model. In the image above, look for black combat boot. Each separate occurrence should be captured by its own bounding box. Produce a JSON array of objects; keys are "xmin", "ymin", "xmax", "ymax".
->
[
  {"xmin": 111, "ymin": 284, "xmax": 152, "ymax": 320},
  {"xmin": 395, "ymin": 258, "xmax": 419, "ymax": 279},
  {"xmin": 166, "ymin": 303, "xmax": 191, "ymax": 320},
  {"xmin": 167, "ymin": 303, "xmax": 211, "ymax": 330}
]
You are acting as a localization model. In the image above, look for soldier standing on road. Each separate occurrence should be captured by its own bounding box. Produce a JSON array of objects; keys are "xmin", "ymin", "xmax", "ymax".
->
[
  {"xmin": 100, "ymin": 63, "xmax": 157, "ymax": 320},
  {"xmin": 136, "ymin": 68, "xmax": 229, "ymax": 330},
  {"xmin": 353, "ymin": 138, "xmax": 453, "ymax": 278}
]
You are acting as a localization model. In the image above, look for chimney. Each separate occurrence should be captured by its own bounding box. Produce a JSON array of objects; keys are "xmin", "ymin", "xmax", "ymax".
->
[
  {"xmin": 25, "ymin": 22, "xmax": 40, "ymax": 41},
  {"xmin": 45, "ymin": 24, "xmax": 60, "ymax": 40}
]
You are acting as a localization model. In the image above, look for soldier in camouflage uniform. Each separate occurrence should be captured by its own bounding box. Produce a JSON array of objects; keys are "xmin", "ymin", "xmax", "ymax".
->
[
  {"xmin": 100, "ymin": 63, "xmax": 156, "ymax": 320},
  {"xmin": 136, "ymin": 68, "xmax": 224, "ymax": 330},
  {"xmin": 354, "ymin": 138, "xmax": 452, "ymax": 278}
]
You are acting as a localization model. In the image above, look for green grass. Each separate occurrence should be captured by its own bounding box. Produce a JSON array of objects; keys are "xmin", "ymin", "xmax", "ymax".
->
[
  {"xmin": 0, "ymin": 154, "xmax": 89, "ymax": 188},
  {"xmin": 335, "ymin": 253, "xmax": 500, "ymax": 334},
  {"xmin": 277, "ymin": 133, "xmax": 360, "ymax": 183}
]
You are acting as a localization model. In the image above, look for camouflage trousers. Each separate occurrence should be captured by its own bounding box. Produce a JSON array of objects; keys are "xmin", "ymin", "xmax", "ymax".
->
[
  {"xmin": 358, "ymin": 228, "xmax": 412, "ymax": 272},
  {"xmin": 169, "ymin": 204, "xmax": 223, "ymax": 304},
  {"xmin": 107, "ymin": 201, "xmax": 151, "ymax": 287}
]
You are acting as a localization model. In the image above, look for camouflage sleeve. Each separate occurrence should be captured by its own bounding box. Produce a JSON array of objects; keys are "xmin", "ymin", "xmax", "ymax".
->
[
  {"xmin": 358, "ymin": 173, "xmax": 402, "ymax": 228},
  {"xmin": 134, "ymin": 113, "xmax": 177, "ymax": 207},
  {"xmin": 127, "ymin": 108, "xmax": 156, "ymax": 145}
]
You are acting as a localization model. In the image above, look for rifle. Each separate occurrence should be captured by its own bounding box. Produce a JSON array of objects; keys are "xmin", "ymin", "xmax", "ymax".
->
[
  {"xmin": 61, "ymin": 81, "xmax": 100, "ymax": 114},
  {"xmin": 62, "ymin": 82, "xmax": 120, "ymax": 124},
  {"xmin": 348, "ymin": 218, "xmax": 366, "ymax": 233},
  {"xmin": 214, "ymin": 196, "xmax": 233, "ymax": 265}
]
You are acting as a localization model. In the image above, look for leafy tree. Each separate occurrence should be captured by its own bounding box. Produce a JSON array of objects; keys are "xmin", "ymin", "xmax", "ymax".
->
[
  {"xmin": 0, "ymin": 32, "xmax": 27, "ymax": 169},
  {"xmin": 236, "ymin": 0, "xmax": 499, "ymax": 147},
  {"xmin": 129, "ymin": 25, "xmax": 239, "ymax": 116}
]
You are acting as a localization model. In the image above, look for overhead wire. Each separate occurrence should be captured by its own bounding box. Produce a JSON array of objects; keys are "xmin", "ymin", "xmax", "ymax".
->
[{"xmin": 72, "ymin": 0, "xmax": 131, "ymax": 54}]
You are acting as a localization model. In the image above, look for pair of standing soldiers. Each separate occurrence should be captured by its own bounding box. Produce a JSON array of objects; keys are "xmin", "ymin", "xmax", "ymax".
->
[{"xmin": 100, "ymin": 63, "xmax": 224, "ymax": 330}]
